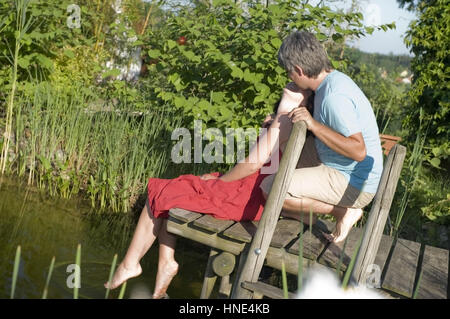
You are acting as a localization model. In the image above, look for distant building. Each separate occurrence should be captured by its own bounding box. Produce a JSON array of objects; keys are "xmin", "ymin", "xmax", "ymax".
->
[{"xmin": 103, "ymin": 0, "xmax": 142, "ymax": 82}]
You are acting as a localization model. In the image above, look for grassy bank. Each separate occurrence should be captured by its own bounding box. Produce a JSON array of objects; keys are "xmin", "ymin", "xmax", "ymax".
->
[{"xmin": 1, "ymin": 82, "xmax": 190, "ymax": 213}]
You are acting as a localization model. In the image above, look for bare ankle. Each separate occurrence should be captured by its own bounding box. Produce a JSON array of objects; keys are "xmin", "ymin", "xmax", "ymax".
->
[{"xmin": 122, "ymin": 260, "xmax": 140, "ymax": 270}]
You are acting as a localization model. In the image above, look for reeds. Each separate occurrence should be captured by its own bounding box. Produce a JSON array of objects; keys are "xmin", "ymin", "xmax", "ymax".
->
[
  {"xmin": 0, "ymin": 0, "xmax": 34, "ymax": 174},
  {"xmin": 118, "ymin": 281, "xmax": 127, "ymax": 299},
  {"xmin": 10, "ymin": 244, "xmax": 128, "ymax": 299},
  {"xmin": 297, "ymin": 219, "xmax": 303, "ymax": 292},
  {"xmin": 42, "ymin": 256, "xmax": 56, "ymax": 299},
  {"xmin": 10, "ymin": 245, "xmax": 21, "ymax": 299},
  {"xmin": 6, "ymin": 81, "xmax": 179, "ymax": 213},
  {"xmin": 390, "ymin": 111, "xmax": 429, "ymax": 237},
  {"xmin": 105, "ymin": 254, "xmax": 118, "ymax": 299},
  {"xmin": 74, "ymin": 244, "xmax": 81, "ymax": 299}
]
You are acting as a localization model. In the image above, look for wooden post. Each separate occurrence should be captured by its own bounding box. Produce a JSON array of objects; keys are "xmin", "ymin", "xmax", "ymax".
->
[
  {"xmin": 200, "ymin": 249, "xmax": 219, "ymax": 299},
  {"xmin": 218, "ymin": 275, "xmax": 232, "ymax": 298},
  {"xmin": 231, "ymin": 121, "xmax": 307, "ymax": 299},
  {"xmin": 349, "ymin": 144, "xmax": 407, "ymax": 286}
]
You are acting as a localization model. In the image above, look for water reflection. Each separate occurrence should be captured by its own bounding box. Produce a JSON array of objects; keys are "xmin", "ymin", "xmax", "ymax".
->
[{"xmin": 0, "ymin": 177, "xmax": 207, "ymax": 299}]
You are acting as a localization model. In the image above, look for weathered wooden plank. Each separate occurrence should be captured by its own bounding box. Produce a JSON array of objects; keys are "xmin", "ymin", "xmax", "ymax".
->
[
  {"xmin": 287, "ymin": 218, "xmax": 334, "ymax": 260},
  {"xmin": 319, "ymin": 227, "xmax": 364, "ymax": 272},
  {"xmin": 417, "ymin": 245, "xmax": 448, "ymax": 299},
  {"xmin": 372, "ymin": 235, "xmax": 394, "ymax": 273},
  {"xmin": 382, "ymin": 238, "xmax": 421, "ymax": 298},
  {"xmin": 241, "ymin": 281, "xmax": 297, "ymax": 299},
  {"xmin": 351, "ymin": 144, "xmax": 407, "ymax": 285},
  {"xmin": 270, "ymin": 218, "xmax": 302, "ymax": 248},
  {"xmin": 169, "ymin": 208, "xmax": 202, "ymax": 223},
  {"xmin": 167, "ymin": 217, "xmax": 245, "ymax": 255},
  {"xmin": 222, "ymin": 221, "xmax": 259, "ymax": 243},
  {"xmin": 358, "ymin": 234, "xmax": 394, "ymax": 288},
  {"xmin": 193, "ymin": 215, "xmax": 235, "ymax": 233},
  {"xmin": 379, "ymin": 134, "xmax": 402, "ymax": 156},
  {"xmin": 265, "ymin": 247, "xmax": 311, "ymax": 275},
  {"xmin": 232, "ymin": 121, "xmax": 308, "ymax": 299}
]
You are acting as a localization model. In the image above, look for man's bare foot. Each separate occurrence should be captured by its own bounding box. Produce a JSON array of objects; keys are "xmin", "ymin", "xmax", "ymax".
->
[
  {"xmin": 325, "ymin": 208, "xmax": 363, "ymax": 243},
  {"xmin": 104, "ymin": 262, "xmax": 142, "ymax": 290},
  {"xmin": 152, "ymin": 260, "xmax": 179, "ymax": 299}
]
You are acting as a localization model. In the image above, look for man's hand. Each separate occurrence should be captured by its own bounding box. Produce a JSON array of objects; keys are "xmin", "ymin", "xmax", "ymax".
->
[
  {"xmin": 278, "ymin": 82, "xmax": 312, "ymax": 113},
  {"xmin": 288, "ymin": 106, "xmax": 316, "ymax": 130},
  {"xmin": 200, "ymin": 174, "xmax": 218, "ymax": 180},
  {"xmin": 289, "ymin": 108, "xmax": 367, "ymax": 162}
]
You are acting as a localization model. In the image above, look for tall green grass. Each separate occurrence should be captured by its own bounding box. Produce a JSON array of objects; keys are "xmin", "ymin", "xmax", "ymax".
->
[
  {"xmin": 5, "ymin": 82, "xmax": 181, "ymax": 213},
  {"xmin": 118, "ymin": 281, "xmax": 127, "ymax": 299},
  {"xmin": 390, "ymin": 113, "xmax": 429, "ymax": 237},
  {"xmin": 0, "ymin": 0, "xmax": 34, "ymax": 174},
  {"xmin": 74, "ymin": 244, "xmax": 81, "ymax": 299},
  {"xmin": 10, "ymin": 245, "xmax": 21, "ymax": 299},
  {"xmin": 297, "ymin": 219, "xmax": 303, "ymax": 292},
  {"xmin": 105, "ymin": 254, "xmax": 118, "ymax": 299},
  {"xmin": 42, "ymin": 256, "xmax": 56, "ymax": 299}
]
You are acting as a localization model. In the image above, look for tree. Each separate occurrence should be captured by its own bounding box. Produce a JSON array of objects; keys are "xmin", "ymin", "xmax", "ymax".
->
[{"xmin": 402, "ymin": 0, "xmax": 450, "ymax": 169}]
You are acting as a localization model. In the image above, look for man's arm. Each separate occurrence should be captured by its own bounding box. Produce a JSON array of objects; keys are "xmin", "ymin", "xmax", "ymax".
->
[{"xmin": 289, "ymin": 107, "xmax": 366, "ymax": 162}]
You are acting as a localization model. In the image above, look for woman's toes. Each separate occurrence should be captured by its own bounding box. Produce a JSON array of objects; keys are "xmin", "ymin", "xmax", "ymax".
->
[{"xmin": 105, "ymin": 262, "xmax": 142, "ymax": 290}]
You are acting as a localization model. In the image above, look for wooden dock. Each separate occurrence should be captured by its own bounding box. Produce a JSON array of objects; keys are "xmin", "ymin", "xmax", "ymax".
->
[
  {"xmin": 168, "ymin": 208, "xmax": 449, "ymax": 299},
  {"xmin": 166, "ymin": 122, "xmax": 448, "ymax": 299}
]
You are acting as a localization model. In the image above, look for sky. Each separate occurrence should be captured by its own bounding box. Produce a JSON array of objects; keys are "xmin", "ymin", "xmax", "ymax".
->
[{"xmin": 309, "ymin": 0, "xmax": 417, "ymax": 56}]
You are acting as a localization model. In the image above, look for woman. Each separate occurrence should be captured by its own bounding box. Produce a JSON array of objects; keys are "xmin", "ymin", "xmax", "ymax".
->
[{"xmin": 104, "ymin": 83, "xmax": 312, "ymax": 298}]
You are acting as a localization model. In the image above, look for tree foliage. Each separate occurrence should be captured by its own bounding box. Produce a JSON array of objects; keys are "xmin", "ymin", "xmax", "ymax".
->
[
  {"xmin": 403, "ymin": 0, "xmax": 450, "ymax": 169},
  {"xmin": 142, "ymin": 0, "xmax": 393, "ymax": 130}
]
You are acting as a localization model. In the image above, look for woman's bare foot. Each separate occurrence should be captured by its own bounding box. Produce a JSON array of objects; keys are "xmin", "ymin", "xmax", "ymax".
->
[
  {"xmin": 325, "ymin": 208, "xmax": 363, "ymax": 243},
  {"xmin": 152, "ymin": 260, "xmax": 179, "ymax": 299},
  {"xmin": 104, "ymin": 262, "xmax": 142, "ymax": 290}
]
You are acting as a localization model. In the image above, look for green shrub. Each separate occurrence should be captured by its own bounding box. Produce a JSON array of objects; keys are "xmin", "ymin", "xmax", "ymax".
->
[
  {"xmin": 141, "ymin": 0, "xmax": 392, "ymax": 132},
  {"xmin": 403, "ymin": 0, "xmax": 450, "ymax": 169}
]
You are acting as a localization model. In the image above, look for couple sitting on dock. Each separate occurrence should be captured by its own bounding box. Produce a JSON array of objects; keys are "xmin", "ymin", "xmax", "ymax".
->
[{"xmin": 104, "ymin": 31, "xmax": 383, "ymax": 299}]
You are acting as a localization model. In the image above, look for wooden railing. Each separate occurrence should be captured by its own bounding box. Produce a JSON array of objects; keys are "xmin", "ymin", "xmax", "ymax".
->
[{"xmin": 231, "ymin": 121, "xmax": 308, "ymax": 298}]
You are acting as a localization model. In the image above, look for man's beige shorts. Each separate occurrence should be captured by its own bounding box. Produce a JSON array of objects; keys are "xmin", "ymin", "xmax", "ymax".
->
[{"xmin": 259, "ymin": 135, "xmax": 375, "ymax": 209}]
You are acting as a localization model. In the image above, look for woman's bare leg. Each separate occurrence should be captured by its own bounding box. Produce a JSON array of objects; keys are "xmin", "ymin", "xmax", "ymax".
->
[
  {"xmin": 104, "ymin": 199, "xmax": 164, "ymax": 289},
  {"xmin": 152, "ymin": 219, "xmax": 179, "ymax": 299}
]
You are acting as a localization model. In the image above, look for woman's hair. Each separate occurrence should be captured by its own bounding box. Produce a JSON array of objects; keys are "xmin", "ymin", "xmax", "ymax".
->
[{"xmin": 278, "ymin": 31, "xmax": 332, "ymax": 78}]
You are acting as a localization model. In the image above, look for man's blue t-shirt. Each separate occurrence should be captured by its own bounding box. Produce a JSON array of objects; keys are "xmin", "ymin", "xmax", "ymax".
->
[{"xmin": 313, "ymin": 70, "xmax": 383, "ymax": 194}]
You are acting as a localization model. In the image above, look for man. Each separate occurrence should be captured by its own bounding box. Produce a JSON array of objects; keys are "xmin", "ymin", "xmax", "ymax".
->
[{"xmin": 260, "ymin": 31, "xmax": 383, "ymax": 243}]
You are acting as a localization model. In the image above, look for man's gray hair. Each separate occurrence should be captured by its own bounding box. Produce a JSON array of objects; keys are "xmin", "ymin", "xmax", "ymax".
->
[{"xmin": 278, "ymin": 31, "xmax": 332, "ymax": 78}]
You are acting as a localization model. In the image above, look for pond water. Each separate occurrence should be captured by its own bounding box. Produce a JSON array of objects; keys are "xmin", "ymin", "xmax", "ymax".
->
[{"xmin": 0, "ymin": 176, "xmax": 209, "ymax": 299}]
